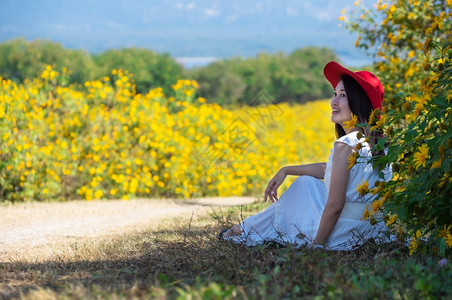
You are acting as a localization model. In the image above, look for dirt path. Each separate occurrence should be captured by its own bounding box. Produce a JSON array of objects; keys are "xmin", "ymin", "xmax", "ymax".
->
[{"xmin": 0, "ymin": 197, "xmax": 257, "ymax": 261}]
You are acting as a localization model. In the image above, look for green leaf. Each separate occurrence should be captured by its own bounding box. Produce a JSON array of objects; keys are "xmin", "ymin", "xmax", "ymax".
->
[{"xmin": 439, "ymin": 238, "xmax": 446, "ymax": 257}]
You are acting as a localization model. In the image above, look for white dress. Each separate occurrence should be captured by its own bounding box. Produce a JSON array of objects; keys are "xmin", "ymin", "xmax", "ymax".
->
[{"xmin": 225, "ymin": 131, "xmax": 392, "ymax": 250}]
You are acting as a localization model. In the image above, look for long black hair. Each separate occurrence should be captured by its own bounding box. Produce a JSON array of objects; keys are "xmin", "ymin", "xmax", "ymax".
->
[{"xmin": 335, "ymin": 75, "xmax": 383, "ymax": 155}]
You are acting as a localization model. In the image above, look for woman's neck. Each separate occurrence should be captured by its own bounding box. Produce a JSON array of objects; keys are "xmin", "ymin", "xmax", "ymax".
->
[{"xmin": 343, "ymin": 127, "xmax": 363, "ymax": 135}]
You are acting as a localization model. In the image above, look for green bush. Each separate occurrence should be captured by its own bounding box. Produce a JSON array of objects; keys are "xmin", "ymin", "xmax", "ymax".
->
[{"xmin": 345, "ymin": 0, "xmax": 452, "ymax": 255}]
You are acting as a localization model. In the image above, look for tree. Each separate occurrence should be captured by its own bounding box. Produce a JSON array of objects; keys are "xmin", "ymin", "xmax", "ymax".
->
[
  {"xmin": 190, "ymin": 47, "xmax": 340, "ymax": 106},
  {"xmin": 0, "ymin": 38, "xmax": 95, "ymax": 83},
  {"xmin": 190, "ymin": 60, "xmax": 246, "ymax": 107},
  {"xmin": 93, "ymin": 48, "xmax": 184, "ymax": 94}
]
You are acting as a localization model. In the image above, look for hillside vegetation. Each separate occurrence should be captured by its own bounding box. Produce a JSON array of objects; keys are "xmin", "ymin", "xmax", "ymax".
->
[{"xmin": 0, "ymin": 38, "xmax": 339, "ymax": 106}]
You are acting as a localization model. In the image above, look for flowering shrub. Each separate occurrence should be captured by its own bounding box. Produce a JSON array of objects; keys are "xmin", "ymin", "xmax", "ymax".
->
[
  {"xmin": 345, "ymin": 0, "xmax": 451, "ymax": 111},
  {"xmin": 0, "ymin": 66, "xmax": 334, "ymax": 202},
  {"xmin": 344, "ymin": 0, "xmax": 452, "ymax": 254}
]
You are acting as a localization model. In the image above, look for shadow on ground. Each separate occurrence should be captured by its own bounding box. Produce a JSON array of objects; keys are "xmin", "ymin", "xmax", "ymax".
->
[{"xmin": 1, "ymin": 204, "xmax": 450, "ymax": 300}]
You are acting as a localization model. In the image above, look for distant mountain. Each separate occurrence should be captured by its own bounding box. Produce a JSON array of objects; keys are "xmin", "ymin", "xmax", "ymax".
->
[{"xmin": 0, "ymin": 0, "xmax": 374, "ymax": 67}]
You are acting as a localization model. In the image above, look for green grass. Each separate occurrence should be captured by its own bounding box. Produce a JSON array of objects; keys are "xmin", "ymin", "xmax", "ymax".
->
[{"xmin": 1, "ymin": 203, "xmax": 450, "ymax": 299}]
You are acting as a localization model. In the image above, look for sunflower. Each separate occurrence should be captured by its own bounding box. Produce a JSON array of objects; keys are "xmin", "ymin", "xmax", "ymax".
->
[
  {"xmin": 355, "ymin": 179, "xmax": 369, "ymax": 196},
  {"xmin": 386, "ymin": 214, "xmax": 398, "ymax": 226},
  {"xmin": 413, "ymin": 144, "xmax": 429, "ymax": 169},
  {"xmin": 347, "ymin": 152, "xmax": 357, "ymax": 170},
  {"xmin": 446, "ymin": 233, "xmax": 452, "ymax": 248},
  {"xmin": 344, "ymin": 113, "xmax": 358, "ymax": 129},
  {"xmin": 362, "ymin": 205, "xmax": 370, "ymax": 220}
]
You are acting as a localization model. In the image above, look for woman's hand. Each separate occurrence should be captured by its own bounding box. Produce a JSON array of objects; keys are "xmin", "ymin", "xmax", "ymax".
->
[{"xmin": 264, "ymin": 167, "xmax": 287, "ymax": 203}]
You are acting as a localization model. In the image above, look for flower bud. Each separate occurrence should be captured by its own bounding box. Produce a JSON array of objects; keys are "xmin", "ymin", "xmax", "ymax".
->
[
  {"xmin": 439, "ymin": 145, "xmax": 445, "ymax": 156},
  {"xmin": 385, "ymin": 126, "xmax": 393, "ymax": 136},
  {"xmin": 403, "ymin": 102, "xmax": 412, "ymax": 111},
  {"xmin": 423, "ymin": 63, "xmax": 430, "ymax": 71}
]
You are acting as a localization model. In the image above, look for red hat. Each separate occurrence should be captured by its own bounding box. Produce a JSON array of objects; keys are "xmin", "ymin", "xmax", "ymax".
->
[{"xmin": 323, "ymin": 61, "xmax": 384, "ymax": 110}]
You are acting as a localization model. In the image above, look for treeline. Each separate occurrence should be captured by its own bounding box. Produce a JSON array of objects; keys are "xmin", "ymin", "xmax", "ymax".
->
[
  {"xmin": 191, "ymin": 47, "xmax": 338, "ymax": 106},
  {"xmin": 0, "ymin": 38, "xmax": 339, "ymax": 106},
  {"xmin": 0, "ymin": 38, "xmax": 182, "ymax": 95}
]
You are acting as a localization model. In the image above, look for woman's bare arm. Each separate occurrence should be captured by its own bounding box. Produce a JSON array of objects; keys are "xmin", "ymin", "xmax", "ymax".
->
[
  {"xmin": 281, "ymin": 163, "xmax": 326, "ymax": 179},
  {"xmin": 264, "ymin": 163, "xmax": 326, "ymax": 202},
  {"xmin": 314, "ymin": 142, "xmax": 352, "ymax": 244}
]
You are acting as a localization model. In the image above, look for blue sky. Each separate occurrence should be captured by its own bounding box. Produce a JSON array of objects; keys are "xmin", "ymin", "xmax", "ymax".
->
[{"xmin": 0, "ymin": 0, "xmax": 376, "ymax": 67}]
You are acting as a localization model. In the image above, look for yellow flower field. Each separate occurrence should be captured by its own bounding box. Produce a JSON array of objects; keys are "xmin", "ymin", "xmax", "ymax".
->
[{"xmin": 0, "ymin": 67, "xmax": 334, "ymax": 202}]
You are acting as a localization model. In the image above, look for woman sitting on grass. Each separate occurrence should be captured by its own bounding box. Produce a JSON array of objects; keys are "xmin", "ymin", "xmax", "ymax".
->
[{"xmin": 220, "ymin": 61, "xmax": 392, "ymax": 250}]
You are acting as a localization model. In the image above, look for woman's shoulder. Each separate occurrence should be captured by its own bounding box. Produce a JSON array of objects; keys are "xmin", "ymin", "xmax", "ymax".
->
[{"xmin": 334, "ymin": 131, "xmax": 364, "ymax": 148}]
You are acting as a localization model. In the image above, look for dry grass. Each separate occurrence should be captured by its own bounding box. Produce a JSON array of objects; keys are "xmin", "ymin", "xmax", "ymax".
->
[
  {"xmin": 0, "ymin": 197, "xmax": 256, "ymax": 262},
  {"xmin": 1, "ymin": 202, "xmax": 450, "ymax": 299}
]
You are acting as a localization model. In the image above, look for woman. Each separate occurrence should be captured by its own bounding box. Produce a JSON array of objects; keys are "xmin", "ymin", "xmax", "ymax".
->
[{"xmin": 220, "ymin": 61, "xmax": 392, "ymax": 250}]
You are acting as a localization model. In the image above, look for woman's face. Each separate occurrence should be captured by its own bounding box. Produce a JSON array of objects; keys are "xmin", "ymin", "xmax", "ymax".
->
[{"xmin": 330, "ymin": 80, "xmax": 352, "ymax": 127}]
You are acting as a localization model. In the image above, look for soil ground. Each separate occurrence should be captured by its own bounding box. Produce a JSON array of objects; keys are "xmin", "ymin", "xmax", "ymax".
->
[{"xmin": 0, "ymin": 197, "xmax": 257, "ymax": 261}]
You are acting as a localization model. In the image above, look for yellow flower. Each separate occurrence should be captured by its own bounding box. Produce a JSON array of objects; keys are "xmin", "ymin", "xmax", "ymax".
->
[
  {"xmin": 438, "ymin": 225, "xmax": 451, "ymax": 238},
  {"xmin": 370, "ymin": 114, "xmax": 387, "ymax": 132},
  {"xmin": 347, "ymin": 152, "xmax": 357, "ymax": 170},
  {"xmin": 431, "ymin": 160, "xmax": 442, "ymax": 169},
  {"xmin": 413, "ymin": 144, "xmax": 429, "ymax": 169},
  {"xmin": 355, "ymin": 179, "xmax": 369, "ymax": 196},
  {"xmin": 446, "ymin": 233, "xmax": 452, "ymax": 248},
  {"xmin": 94, "ymin": 190, "xmax": 104, "ymax": 199},
  {"xmin": 362, "ymin": 205, "xmax": 370, "ymax": 220},
  {"xmin": 343, "ymin": 114, "xmax": 358, "ymax": 129},
  {"xmin": 386, "ymin": 214, "xmax": 397, "ymax": 226},
  {"xmin": 409, "ymin": 230, "xmax": 422, "ymax": 255},
  {"xmin": 409, "ymin": 238, "xmax": 419, "ymax": 255},
  {"xmin": 355, "ymin": 36, "xmax": 361, "ymax": 47},
  {"xmin": 371, "ymin": 199, "xmax": 383, "ymax": 215},
  {"xmin": 368, "ymin": 109, "xmax": 379, "ymax": 125}
]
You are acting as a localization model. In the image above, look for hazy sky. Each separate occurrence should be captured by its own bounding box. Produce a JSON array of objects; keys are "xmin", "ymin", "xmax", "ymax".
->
[{"xmin": 0, "ymin": 0, "xmax": 377, "ymax": 66}]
